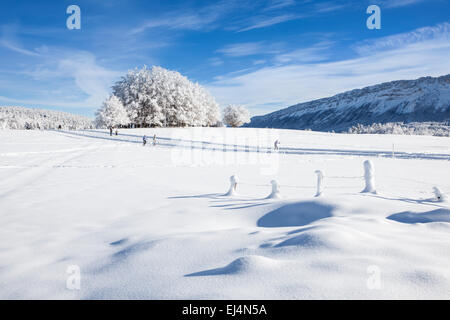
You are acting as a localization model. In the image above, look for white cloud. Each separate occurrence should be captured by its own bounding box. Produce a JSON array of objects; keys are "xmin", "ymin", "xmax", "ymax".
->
[
  {"xmin": 314, "ymin": 2, "xmax": 349, "ymax": 13},
  {"xmin": 264, "ymin": 0, "xmax": 296, "ymax": 11},
  {"xmin": 57, "ymin": 52, "xmax": 122, "ymax": 107},
  {"xmin": 355, "ymin": 22, "xmax": 450, "ymax": 54},
  {"xmin": 130, "ymin": 2, "xmax": 303, "ymax": 35},
  {"xmin": 130, "ymin": 13, "xmax": 217, "ymax": 34},
  {"xmin": 0, "ymin": 39, "xmax": 40, "ymax": 56},
  {"xmin": 253, "ymin": 59, "xmax": 267, "ymax": 65},
  {"xmin": 209, "ymin": 57, "xmax": 224, "ymax": 66},
  {"xmin": 217, "ymin": 42, "xmax": 267, "ymax": 57},
  {"xmin": 379, "ymin": 0, "xmax": 427, "ymax": 8},
  {"xmin": 0, "ymin": 25, "xmax": 40, "ymax": 57},
  {"xmin": 274, "ymin": 41, "xmax": 333, "ymax": 63},
  {"xmin": 0, "ymin": 50, "xmax": 122, "ymax": 109},
  {"xmin": 238, "ymin": 14, "xmax": 302, "ymax": 32},
  {"xmin": 207, "ymin": 23, "xmax": 450, "ymax": 116},
  {"xmin": 129, "ymin": 1, "xmax": 236, "ymax": 35},
  {"xmin": 128, "ymin": 0, "xmax": 345, "ymax": 35}
]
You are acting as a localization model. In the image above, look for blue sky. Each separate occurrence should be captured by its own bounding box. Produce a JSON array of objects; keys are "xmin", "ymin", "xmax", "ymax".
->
[{"xmin": 0, "ymin": 0, "xmax": 449, "ymax": 117}]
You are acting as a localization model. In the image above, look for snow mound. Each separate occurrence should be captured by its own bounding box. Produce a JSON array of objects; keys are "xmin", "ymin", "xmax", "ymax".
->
[
  {"xmin": 224, "ymin": 175, "xmax": 239, "ymax": 196},
  {"xmin": 273, "ymin": 232, "xmax": 327, "ymax": 249},
  {"xmin": 266, "ymin": 180, "xmax": 282, "ymax": 199},
  {"xmin": 257, "ymin": 201, "xmax": 335, "ymax": 228},
  {"xmin": 261, "ymin": 225, "xmax": 356, "ymax": 251},
  {"xmin": 275, "ymin": 233, "xmax": 328, "ymax": 248},
  {"xmin": 387, "ymin": 208, "xmax": 450, "ymax": 224},
  {"xmin": 185, "ymin": 256, "xmax": 279, "ymax": 277},
  {"xmin": 1, "ymin": 128, "xmax": 450, "ymax": 299}
]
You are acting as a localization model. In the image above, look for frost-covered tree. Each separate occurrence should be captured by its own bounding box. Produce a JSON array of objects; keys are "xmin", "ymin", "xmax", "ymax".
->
[
  {"xmin": 0, "ymin": 106, "xmax": 93, "ymax": 130},
  {"xmin": 95, "ymin": 95, "xmax": 130, "ymax": 128},
  {"xmin": 347, "ymin": 122, "xmax": 450, "ymax": 137},
  {"xmin": 223, "ymin": 105, "xmax": 251, "ymax": 127},
  {"xmin": 112, "ymin": 66, "xmax": 220, "ymax": 127}
]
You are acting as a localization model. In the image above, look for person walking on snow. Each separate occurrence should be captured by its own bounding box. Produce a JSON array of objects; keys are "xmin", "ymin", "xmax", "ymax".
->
[
  {"xmin": 110, "ymin": 127, "xmax": 113, "ymax": 136},
  {"xmin": 143, "ymin": 135, "xmax": 147, "ymax": 146},
  {"xmin": 274, "ymin": 139, "xmax": 280, "ymax": 151},
  {"xmin": 153, "ymin": 134, "xmax": 157, "ymax": 146},
  {"xmin": 115, "ymin": 129, "xmax": 118, "ymax": 136}
]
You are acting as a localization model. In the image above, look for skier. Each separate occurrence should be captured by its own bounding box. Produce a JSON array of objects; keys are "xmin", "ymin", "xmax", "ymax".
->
[
  {"xmin": 143, "ymin": 135, "xmax": 147, "ymax": 146},
  {"xmin": 110, "ymin": 127, "xmax": 113, "ymax": 136},
  {"xmin": 274, "ymin": 139, "xmax": 280, "ymax": 151},
  {"xmin": 153, "ymin": 134, "xmax": 157, "ymax": 146}
]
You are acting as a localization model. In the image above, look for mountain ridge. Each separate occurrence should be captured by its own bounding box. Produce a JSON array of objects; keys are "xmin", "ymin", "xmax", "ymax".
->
[{"xmin": 247, "ymin": 74, "xmax": 450, "ymax": 132}]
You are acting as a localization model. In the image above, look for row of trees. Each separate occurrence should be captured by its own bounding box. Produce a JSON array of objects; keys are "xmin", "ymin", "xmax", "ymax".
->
[
  {"xmin": 348, "ymin": 122, "xmax": 450, "ymax": 137},
  {"xmin": 0, "ymin": 106, "xmax": 93, "ymax": 130},
  {"xmin": 95, "ymin": 66, "xmax": 251, "ymax": 128}
]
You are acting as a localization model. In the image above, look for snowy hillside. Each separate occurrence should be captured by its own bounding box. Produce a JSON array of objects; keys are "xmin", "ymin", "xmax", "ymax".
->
[
  {"xmin": 0, "ymin": 106, "xmax": 94, "ymax": 130},
  {"xmin": 0, "ymin": 128, "xmax": 449, "ymax": 299},
  {"xmin": 248, "ymin": 75, "xmax": 450, "ymax": 133}
]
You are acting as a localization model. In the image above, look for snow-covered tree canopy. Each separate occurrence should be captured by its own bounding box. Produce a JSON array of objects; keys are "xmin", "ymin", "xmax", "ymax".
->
[
  {"xmin": 0, "ymin": 106, "xmax": 93, "ymax": 130},
  {"xmin": 347, "ymin": 122, "xmax": 450, "ymax": 137},
  {"xmin": 111, "ymin": 66, "xmax": 221, "ymax": 127},
  {"xmin": 95, "ymin": 95, "xmax": 130, "ymax": 128},
  {"xmin": 223, "ymin": 105, "xmax": 251, "ymax": 128}
]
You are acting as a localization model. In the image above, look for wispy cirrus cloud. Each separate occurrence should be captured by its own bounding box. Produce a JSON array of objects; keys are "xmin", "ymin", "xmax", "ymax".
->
[
  {"xmin": 231, "ymin": 1, "xmax": 349, "ymax": 32},
  {"xmin": 0, "ymin": 48, "xmax": 122, "ymax": 109},
  {"xmin": 355, "ymin": 22, "xmax": 450, "ymax": 54},
  {"xmin": 209, "ymin": 57, "xmax": 224, "ymax": 66},
  {"xmin": 0, "ymin": 25, "xmax": 40, "ymax": 57},
  {"xmin": 378, "ymin": 0, "xmax": 427, "ymax": 8},
  {"xmin": 129, "ymin": 0, "xmax": 349, "ymax": 35},
  {"xmin": 129, "ymin": 0, "xmax": 239, "ymax": 35},
  {"xmin": 207, "ymin": 22, "xmax": 450, "ymax": 115},
  {"xmin": 128, "ymin": 1, "xmax": 308, "ymax": 35},
  {"xmin": 217, "ymin": 42, "xmax": 281, "ymax": 57},
  {"xmin": 264, "ymin": 0, "xmax": 297, "ymax": 11},
  {"xmin": 0, "ymin": 39, "xmax": 40, "ymax": 57},
  {"xmin": 237, "ymin": 14, "xmax": 303, "ymax": 32},
  {"xmin": 130, "ymin": 12, "xmax": 219, "ymax": 34},
  {"xmin": 216, "ymin": 39, "xmax": 333, "ymax": 64},
  {"xmin": 314, "ymin": 1, "xmax": 350, "ymax": 13},
  {"xmin": 274, "ymin": 41, "xmax": 334, "ymax": 63}
]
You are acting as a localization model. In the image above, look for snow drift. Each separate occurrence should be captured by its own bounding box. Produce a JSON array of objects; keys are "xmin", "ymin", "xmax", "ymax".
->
[{"xmin": 1, "ymin": 128, "xmax": 449, "ymax": 299}]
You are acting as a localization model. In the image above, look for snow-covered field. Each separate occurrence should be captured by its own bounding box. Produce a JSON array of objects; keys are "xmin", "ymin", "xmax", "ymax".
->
[{"xmin": 0, "ymin": 128, "xmax": 449, "ymax": 299}]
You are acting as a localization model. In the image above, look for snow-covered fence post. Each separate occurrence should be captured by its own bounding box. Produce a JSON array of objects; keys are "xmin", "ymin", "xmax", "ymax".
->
[
  {"xmin": 315, "ymin": 170, "xmax": 324, "ymax": 197},
  {"xmin": 267, "ymin": 180, "xmax": 281, "ymax": 199},
  {"xmin": 433, "ymin": 187, "xmax": 447, "ymax": 202},
  {"xmin": 225, "ymin": 175, "xmax": 238, "ymax": 196},
  {"xmin": 362, "ymin": 160, "xmax": 376, "ymax": 194}
]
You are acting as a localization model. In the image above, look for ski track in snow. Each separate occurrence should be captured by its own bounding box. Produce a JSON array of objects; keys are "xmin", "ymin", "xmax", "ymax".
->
[
  {"xmin": 58, "ymin": 129, "xmax": 450, "ymax": 161},
  {"xmin": 0, "ymin": 128, "xmax": 449, "ymax": 299}
]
